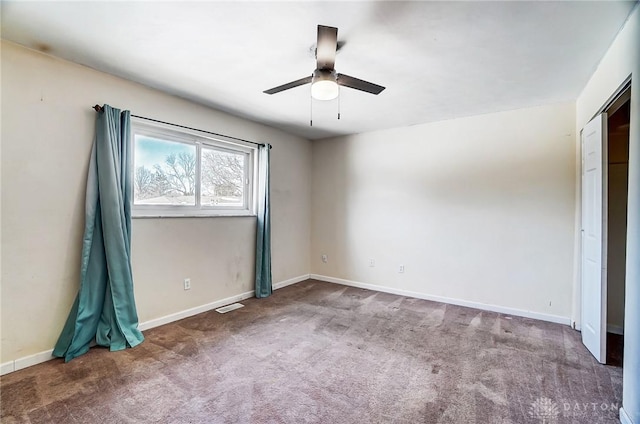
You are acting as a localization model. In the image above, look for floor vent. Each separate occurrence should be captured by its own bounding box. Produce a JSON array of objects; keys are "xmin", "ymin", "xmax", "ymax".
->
[{"xmin": 215, "ymin": 303, "xmax": 245, "ymax": 314}]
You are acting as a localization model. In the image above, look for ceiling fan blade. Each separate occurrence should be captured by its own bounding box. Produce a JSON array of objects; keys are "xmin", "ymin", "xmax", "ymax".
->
[
  {"xmin": 336, "ymin": 74, "xmax": 385, "ymax": 95},
  {"xmin": 263, "ymin": 76, "xmax": 313, "ymax": 95},
  {"xmin": 316, "ymin": 25, "xmax": 338, "ymax": 70}
]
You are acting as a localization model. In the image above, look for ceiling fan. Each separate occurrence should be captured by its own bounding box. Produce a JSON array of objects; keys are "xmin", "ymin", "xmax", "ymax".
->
[{"xmin": 263, "ymin": 25, "xmax": 386, "ymax": 101}]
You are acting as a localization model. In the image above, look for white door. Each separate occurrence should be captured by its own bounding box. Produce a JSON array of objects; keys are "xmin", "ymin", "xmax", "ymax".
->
[{"xmin": 581, "ymin": 113, "xmax": 607, "ymax": 363}]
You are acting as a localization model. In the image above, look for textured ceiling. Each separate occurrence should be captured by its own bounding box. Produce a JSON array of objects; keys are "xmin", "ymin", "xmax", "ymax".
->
[{"xmin": 1, "ymin": 1, "xmax": 637, "ymax": 140}]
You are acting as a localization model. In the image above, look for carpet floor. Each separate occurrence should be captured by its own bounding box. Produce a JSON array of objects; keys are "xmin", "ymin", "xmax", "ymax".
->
[{"xmin": 1, "ymin": 280, "xmax": 623, "ymax": 423}]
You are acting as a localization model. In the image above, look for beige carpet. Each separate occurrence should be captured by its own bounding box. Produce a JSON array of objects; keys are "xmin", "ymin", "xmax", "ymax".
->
[{"xmin": 0, "ymin": 280, "xmax": 623, "ymax": 423}]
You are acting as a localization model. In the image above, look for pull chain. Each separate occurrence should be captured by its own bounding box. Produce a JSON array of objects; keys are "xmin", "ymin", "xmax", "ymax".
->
[
  {"xmin": 310, "ymin": 90, "xmax": 313, "ymax": 127},
  {"xmin": 337, "ymin": 87, "xmax": 341, "ymax": 120}
]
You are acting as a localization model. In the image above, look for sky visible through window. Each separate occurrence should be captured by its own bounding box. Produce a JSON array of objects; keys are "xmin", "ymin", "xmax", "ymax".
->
[
  {"xmin": 135, "ymin": 136, "xmax": 192, "ymax": 170},
  {"xmin": 134, "ymin": 135, "xmax": 196, "ymax": 205}
]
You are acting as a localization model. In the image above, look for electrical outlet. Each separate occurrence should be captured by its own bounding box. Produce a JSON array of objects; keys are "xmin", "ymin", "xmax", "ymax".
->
[
  {"xmin": 369, "ymin": 259, "xmax": 375, "ymax": 267},
  {"xmin": 399, "ymin": 265, "xmax": 405, "ymax": 273},
  {"xmin": 184, "ymin": 278, "xmax": 191, "ymax": 290},
  {"xmin": 322, "ymin": 254, "xmax": 328, "ymax": 263}
]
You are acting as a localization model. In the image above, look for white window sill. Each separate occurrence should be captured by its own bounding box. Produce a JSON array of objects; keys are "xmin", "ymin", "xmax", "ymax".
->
[{"xmin": 132, "ymin": 213, "xmax": 256, "ymax": 219}]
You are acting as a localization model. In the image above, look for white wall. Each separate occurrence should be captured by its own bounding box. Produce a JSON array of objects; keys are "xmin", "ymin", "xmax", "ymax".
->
[
  {"xmin": 575, "ymin": 4, "xmax": 639, "ymax": 424},
  {"xmin": 311, "ymin": 102, "xmax": 576, "ymax": 321},
  {"xmin": 0, "ymin": 41, "xmax": 312, "ymax": 363}
]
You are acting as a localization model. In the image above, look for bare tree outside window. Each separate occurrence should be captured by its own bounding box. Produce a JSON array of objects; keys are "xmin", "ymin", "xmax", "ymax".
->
[
  {"xmin": 133, "ymin": 134, "xmax": 247, "ymax": 209},
  {"xmin": 153, "ymin": 152, "xmax": 196, "ymax": 196},
  {"xmin": 133, "ymin": 137, "xmax": 196, "ymax": 205},
  {"xmin": 134, "ymin": 165, "xmax": 154, "ymax": 199},
  {"xmin": 201, "ymin": 148, "xmax": 245, "ymax": 206}
]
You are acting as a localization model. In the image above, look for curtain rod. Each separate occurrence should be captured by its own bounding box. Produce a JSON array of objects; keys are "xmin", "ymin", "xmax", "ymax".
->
[{"xmin": 92, "ymin": 105, "xmax": 267, "ymax": 147}]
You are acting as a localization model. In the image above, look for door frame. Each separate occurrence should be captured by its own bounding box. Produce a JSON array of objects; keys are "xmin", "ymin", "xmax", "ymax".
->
[
  {"xmin": 590, "ymin": 77, "xmax": 632, "ymax": 120},
  {"xmin": 578, "ymin": 78, "xmax": 631, "ymax": 362}
]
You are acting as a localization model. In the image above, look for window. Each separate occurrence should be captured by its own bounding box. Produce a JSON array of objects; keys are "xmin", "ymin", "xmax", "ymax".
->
[{"xmin": 132, "ymin": 120, "xmax": 255, "ymax": 217}]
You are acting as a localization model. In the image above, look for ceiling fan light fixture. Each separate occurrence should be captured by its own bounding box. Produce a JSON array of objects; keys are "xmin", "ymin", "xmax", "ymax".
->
[{"xmin": 311, "ymin": 69, "xmax": 339, "ymax": 100}]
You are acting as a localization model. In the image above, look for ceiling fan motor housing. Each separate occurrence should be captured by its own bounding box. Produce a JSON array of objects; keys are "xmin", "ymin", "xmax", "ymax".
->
[{"xmin": 313, "ymin": 68, "xmax": 337, "ymax": 82}]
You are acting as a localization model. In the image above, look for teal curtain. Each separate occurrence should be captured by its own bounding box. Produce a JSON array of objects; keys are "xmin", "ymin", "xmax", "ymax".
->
[
  {"xmin": 53, "ymin": 105, "xmax": 144, "ymax": 362},
  {"xmin": 255, "ymin": 144, "xmax": 272, "ymax": 298}
]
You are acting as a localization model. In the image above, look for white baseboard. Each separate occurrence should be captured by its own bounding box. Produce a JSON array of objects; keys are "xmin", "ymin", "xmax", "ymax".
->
[
  {"xmin": 14, "ymin": 350, "xmax": 55, "ymax": 372},
  {"xmin": 273, "ymin": 274, "xmax": 309, "ymax": 290},
  {"xmin": 607, "ymin": 324, "xmax": 624, "ymax": 335},
  {"xmin": 620, "ymin": 407, "xmax": 634, "ymax": 424},
  {"xmin": 1, "ymin": 349, "xmax": 56, "ymax": 376},
  {"xmin": 0, "ymin": 274, "xmax": 309, "ymax": 376},
  {"xmin": 1, "ymin": 361, "xmax": 15, "ymax": 375},
  {"xmin": 140, "ymin": 274, "xmax": 309, "ymax": 331},
  {"xmin": 137, "ymin": 289, "xmax": 255, "ymax": 331},
  {"xmin": 310, "ymin": 274, "xmax": 571, "ymax": 326}
]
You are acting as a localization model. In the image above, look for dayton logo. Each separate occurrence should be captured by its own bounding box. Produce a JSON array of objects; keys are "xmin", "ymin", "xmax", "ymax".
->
[{"xmin": 529, "ymin": 397, "xmax": 560, "ymax": 423}]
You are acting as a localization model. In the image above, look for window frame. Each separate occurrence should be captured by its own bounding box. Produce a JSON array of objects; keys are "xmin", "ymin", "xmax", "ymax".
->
[{"xmin": 131, "ymin": 119, "xmax": 256, "ymax": 218}]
